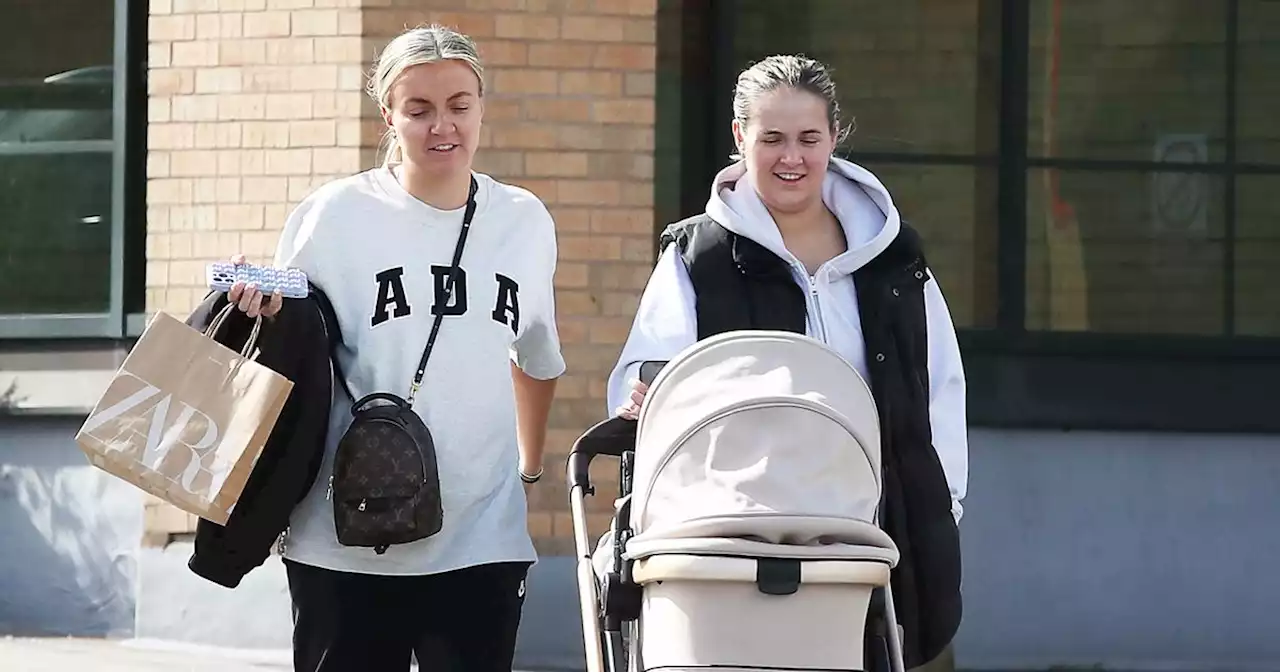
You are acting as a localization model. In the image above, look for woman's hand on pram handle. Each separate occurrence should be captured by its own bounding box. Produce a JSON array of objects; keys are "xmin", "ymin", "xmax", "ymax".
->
[{"xmin": 614, "ymin": 378, "xmax": 649, "ymax": 420}]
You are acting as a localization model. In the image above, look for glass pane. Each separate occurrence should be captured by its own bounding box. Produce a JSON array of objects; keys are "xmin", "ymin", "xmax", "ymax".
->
[
  {"xmin": 1028, "ymin": 0, "xmax": 1228, "ymax": 162},
  {"xmin": 726, "ymin": 0, "xmax": 1001, "ymax": 156},
  {"xmin": 1238, "ymin": 0, "xmax": 1280, "ymax": 165},
  {"xmin": 858, "ymin": 163, "xmax": 998, "ymax": 329},
  {"xmin": 1025, "ymin": 168, "xmax": 1227, "ymax": 335},
  {"xmin": 0, "ymin": 3, "xmax": 115, "ymax": 315},
  {"xmin": 1235, "ymin": 176, "xmax": 1280, "ymax": 336}
]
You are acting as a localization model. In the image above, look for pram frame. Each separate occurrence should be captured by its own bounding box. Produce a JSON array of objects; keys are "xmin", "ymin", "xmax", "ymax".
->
[{"xmin": 567, "ymin": 360, "xmax": 907, "ymax": 672}]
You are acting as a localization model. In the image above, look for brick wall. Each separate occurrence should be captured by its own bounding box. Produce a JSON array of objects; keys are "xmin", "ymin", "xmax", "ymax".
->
[{"xmin": 142, "ymin": 0, "xmax": 657, "ymax": 549}]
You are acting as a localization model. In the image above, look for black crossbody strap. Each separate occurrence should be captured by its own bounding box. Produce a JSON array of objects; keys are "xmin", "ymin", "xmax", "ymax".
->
[{"xmin": 408, "ymin": 175, "xmax": 479, "ymax": 404}]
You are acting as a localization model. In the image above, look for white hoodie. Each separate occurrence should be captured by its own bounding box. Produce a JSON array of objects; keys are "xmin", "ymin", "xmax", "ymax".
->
[{"xmin": 606, "ymin": 157, "xmax": 969, "ymax": 523}]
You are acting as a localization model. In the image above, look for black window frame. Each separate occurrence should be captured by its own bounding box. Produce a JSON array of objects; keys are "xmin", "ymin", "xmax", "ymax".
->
[{"xmin": 657, "ymin": 0, "xmax": 1280, "ymax": 434}]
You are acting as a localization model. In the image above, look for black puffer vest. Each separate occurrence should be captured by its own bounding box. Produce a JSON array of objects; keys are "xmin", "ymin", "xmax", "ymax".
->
[{"xmin": 660, "ymin": 214, "xmax": 963, "ymax": 669}]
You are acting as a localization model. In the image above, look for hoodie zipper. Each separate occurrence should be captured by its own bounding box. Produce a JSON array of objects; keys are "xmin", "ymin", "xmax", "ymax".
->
[{"xmin": 802, "ymin": 265, "xmax": 831, "ymax": 344}]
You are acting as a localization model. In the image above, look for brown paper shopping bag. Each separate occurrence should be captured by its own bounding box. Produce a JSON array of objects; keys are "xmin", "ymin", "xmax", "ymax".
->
[{"xmin": 75, "ymin": 305, "xmax": 294, "ymax": 525}]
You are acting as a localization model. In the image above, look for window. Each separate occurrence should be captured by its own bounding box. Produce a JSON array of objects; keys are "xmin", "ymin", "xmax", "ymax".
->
[
  {"xmin": 1237, "ymin": 0, "xmax": 1280, "ymax": 165},
  {"xmin": 1236, "ymin": 175, "xmax": 1280, "ymax": 337},
  {"xmin": 0, "ymin": 0, "xmax": 146, "ymax": 339},
  {"xmin": 660, "ymin": 0, "xmax": 1280, "ymax": 432},
  {"xmin": 1024, "ymin": 167, "xmax": 1229, "ymax": 335},
  {"xmin": 1234, "ymin": 0, "xmax": 1280, "ymax": 339},
  {"xmin": 1023, "ymin": 0, "xmax": 1280, "ymax": 340}
]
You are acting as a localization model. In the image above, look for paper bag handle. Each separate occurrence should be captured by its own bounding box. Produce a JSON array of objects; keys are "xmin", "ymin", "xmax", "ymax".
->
[
  {"xmin": 204, "ymin": 303, "xmax": 264, "ymax": 360},
  {"xmin": 202, "ymin": 303, "xmax": 267, "ymax": 390}
]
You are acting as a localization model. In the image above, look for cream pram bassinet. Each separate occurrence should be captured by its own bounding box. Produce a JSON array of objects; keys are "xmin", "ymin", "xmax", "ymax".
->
[{"xmin": 567, "ymin": 330, "xmax": 908, "ymax": 672}]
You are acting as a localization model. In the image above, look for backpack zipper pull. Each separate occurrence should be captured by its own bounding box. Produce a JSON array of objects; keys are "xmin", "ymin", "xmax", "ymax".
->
[
  {"xmin": 358, "ymin": 499, "xmax": 367, "ymax": 512},
  {"xmin": 326, "ymin": 475, "xmax": 333, "ymax": 501}
]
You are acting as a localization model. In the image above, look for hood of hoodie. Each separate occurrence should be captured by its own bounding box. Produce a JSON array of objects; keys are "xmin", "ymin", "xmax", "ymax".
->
[{"xmin": 703, "ymin": 156, "xmax": 901, "ymax": 277}]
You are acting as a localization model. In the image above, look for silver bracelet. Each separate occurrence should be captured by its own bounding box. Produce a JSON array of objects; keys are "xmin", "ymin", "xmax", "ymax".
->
[{"xmin": 519, "ymin": 466, "xmax": 543, "ymax": 484}]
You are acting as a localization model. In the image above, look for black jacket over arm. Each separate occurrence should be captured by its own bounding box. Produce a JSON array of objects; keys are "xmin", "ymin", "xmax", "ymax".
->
[{"xmin": 182, "ymin": 287, "xmax": 344, "ymax": 588}]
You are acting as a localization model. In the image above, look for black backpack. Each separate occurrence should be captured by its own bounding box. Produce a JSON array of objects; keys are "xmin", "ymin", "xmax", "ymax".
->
[{"xmin": 325, "ymin": 177, "xmax": 477, "ymax": 555}]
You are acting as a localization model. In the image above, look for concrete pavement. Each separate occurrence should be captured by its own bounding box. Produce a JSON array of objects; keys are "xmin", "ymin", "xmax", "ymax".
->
[
  {"xmin": 0, "ymin": 637, "xmax": 292, "ymax": 671},
  {"xmin": 0, "ymin": 637, "xmax": 552, "ymax": 671}
]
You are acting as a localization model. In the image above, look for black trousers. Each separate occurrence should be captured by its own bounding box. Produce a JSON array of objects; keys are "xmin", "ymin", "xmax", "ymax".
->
[{"xmin": 285, "ymin": 559, "xmax": 531, "ymax": 672}]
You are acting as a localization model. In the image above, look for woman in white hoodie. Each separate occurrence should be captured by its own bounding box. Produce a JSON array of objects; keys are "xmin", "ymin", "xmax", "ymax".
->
[{"xmin": 605, "ymin": 54, "xmax": 968, "ymax": 669}]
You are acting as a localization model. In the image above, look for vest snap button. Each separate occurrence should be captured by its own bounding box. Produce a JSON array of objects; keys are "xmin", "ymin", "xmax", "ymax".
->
[
  {"xmin": 876, "ymin": 353, "xmax": 886, "ymax": 362},
  {"xmin": 915, "ymin": 270, "xmax": 924, "ymax": 279},
  {"xmin": 892, "ymin": 288, "xmax": 900, "ymax": 297}
]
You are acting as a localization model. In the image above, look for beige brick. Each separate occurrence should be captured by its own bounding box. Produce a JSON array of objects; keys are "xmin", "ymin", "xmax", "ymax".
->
[
  {"xmin": 220, "ymin": 39, "xmax": 269, "ymax": 65},
  {"xmin": 311, "ymin": 91, "xmax": 362, "ymax": 117},
  {"xmin": 313, "ymin": 147, "xmax": 361, "ymax": 174},
  {"xmin": 149, "ymin": 69, "xmax": 195, "ymax": 96},
  {"xmin": 479, "ymin": 40, "xmax": 528, "ymax": 67},
  {"xmin": 337, "ymin": 9, "xmax": 361, "ymax": 35},
  {"xmin": 148, "ymin": 43, "xmax": 172, "ymax": 70},
  {"xmin": 219, "ymin": 94, "xmax": 269, "ymax": 121},
  {"xmin": 289, "ymin": 120, "xmax": 338, "ymax": 146},
  {"xmin": 525, "ymin": 151, "xmax": 589, "ymax": 177},
  {"xmin": 148, "ymin": 98, "xmax": 172, "ymax": 124},
  {"xmin": 196, "ymin": 13, "xmax": 221, "ymax": 39},
  {"xmin": 560, "ymin": 71, "xmax": 621, "ymax": 96},
  {"xmin": 337, "ymin": 66, "xmax": 365, "ymax": 91},
  {"xmin": 623, "ymin": 71, "xmax": 654, "ymax": 97},
  {"xmin": 217, "ymin": 204, "xmax": 267, "ymax": 230},
  {"xmin": 243, "ymin": 66, "xmax": 292, "ymax": 92},
  {"xmin": 495, "ymin": 12, "xmax": 559, "ymax": 39},
  {"xmin": 266, "ymin": 92, "xmax": 315, "ymax": 120},
  {"xmin": 173, "ymin": 0, "xmax": 219, "ymax": 13},
  {"xmin": 147, "ymin": 151, "xmax": 171, "ymax": 179},
  {"xmin": 291, "ymin": 9, "xmax": 339, "ymax": 36},
  {"xmin": 169, "ymin": 150, "xmax": 219, "ymax": 177},
  {"xmin": 148, "ymin": 123, "xmax": 196, "ymax": 150},
  {"xmin": 491, "ymin": 68, "xmax": 559, "ymax": 95},
  {"xmin": 529, "ymin": 43, "xmax": 596, "ymax": 69},
  {"xmin": 149, "ymin": 14, "xmax": 195, "ymax": 41},
  {"xmin": 244, "ymin": 11, "xmax": 291, "ymax": 37},
  {"xmin": 593, "ymin": 98, "xmax": 654, "ymax": 125},
  {"xmin": 170, "ymin": 94, "xmax": 218, "ymax": 122},
  {"xmin": 241, "ymin": 176, "xmax": 290, "ymax": 203},
  {"xmin": 525, "ymin": 99, "xmax": 592, "ymax": 123},
  {"xmin": 172, "ymin": 41, "xmax": 220, "ymax": 67},
  {"xmin": 561, "ymin": 16, "xmax": 626, "ymax": 42},
  {"xmin": 194, "ymin": 122, "xmax": 244, "ymax": 149},
  {"xmin": 592, "ymin": 43, "xmax": 654, "ymax": 70},
  {"xmin": 263, "ymin": 148, "xmax": 313, "ymax": 175},
  {"xmin": 195, "ymin": 68, "xmax": 243, "ymax": 94},
  {"xmin": 313, "ymin": 37, "xmax": 362, "ymax": 64}
]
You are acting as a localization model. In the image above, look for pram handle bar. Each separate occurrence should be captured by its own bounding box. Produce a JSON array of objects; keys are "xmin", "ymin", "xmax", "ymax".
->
[
  {"xmin": 566, "ymin": 359, "xmax": 665, "ymax": 492},
  {"xmin": 567, "ymin": 416, "xmax": 636, "ymax": 493}
]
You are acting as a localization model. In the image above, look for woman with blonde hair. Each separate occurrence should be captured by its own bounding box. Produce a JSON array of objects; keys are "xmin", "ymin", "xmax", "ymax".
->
[
  {"xmin": 608, "ymin": 54, "xmax": 968, "ymax": 669},
  {"xmin": 225, "ymin": 24, "xmax": 563, "ymax": 672}
]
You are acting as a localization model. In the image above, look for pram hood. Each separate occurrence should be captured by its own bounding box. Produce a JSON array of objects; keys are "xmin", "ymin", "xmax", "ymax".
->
[{"xmin": 626, "ymin": 330, "xmax": 897, "ymax": 563}]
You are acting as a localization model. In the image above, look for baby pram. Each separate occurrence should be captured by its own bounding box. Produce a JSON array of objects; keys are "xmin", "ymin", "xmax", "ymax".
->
[{"xmin": 567, "ymin": 330, "xmax": 907, "ymax": 672}]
